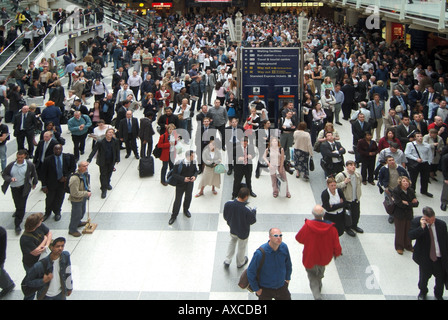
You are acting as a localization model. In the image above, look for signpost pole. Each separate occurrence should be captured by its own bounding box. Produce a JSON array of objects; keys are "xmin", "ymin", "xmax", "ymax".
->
[{"xmin": 297, "ymin": 12, "xmax": 309, "ymax": 122}]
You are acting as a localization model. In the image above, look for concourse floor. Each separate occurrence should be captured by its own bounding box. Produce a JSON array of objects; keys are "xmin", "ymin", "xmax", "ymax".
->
[{"xmin": 1, "ymin": 65, "xmax": 446, "ymax": 301}]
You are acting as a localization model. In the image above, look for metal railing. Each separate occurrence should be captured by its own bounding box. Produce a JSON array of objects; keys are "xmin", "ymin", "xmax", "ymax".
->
[
  {"xmin": 0, "ymin": 21, "xmax": 34, "ymax": 69},
  {"xmin": 20, "ymin": 19, "xmax": 64, "ymax": 67},
  {"xmin": 328, "ymin": 0, "xmax": 447, "ymax": 31}
]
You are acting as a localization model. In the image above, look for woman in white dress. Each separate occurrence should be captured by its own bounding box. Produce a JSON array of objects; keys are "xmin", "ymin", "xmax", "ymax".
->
[{"xmin": 195, "ymin": 139, "xmax": 222, "ymax": 197}]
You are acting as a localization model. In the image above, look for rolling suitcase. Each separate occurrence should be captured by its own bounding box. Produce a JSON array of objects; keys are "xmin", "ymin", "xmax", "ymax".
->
[{"xmin": 139, "ymin": 156, "xmax": 154, "ymax": 177}]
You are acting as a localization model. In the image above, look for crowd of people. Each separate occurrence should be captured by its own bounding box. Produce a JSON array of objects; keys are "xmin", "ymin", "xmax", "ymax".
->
[{"xmin": 0, "ymin": 5, "xmax": 447, "ymax": 301}]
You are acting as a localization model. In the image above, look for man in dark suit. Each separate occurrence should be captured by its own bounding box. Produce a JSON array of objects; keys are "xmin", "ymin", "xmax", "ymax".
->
[
  {"xmin": 195, "ymin": 116, "xmax": 216, "ymax": 174},
  {"xmin": 232, "ymin": 137, "xmax": 257, "ymax": 200},
  {"xmin": 100, "ymin": 93, "xmax": 115, "ymax": 125},
  {"xmin": 434, "ymin": 77, "xmax": 448, "ymax": 96},
  {"xmin": 138, "ymin": 112, "xmax": 155, "ymax": 158},
  {"xmin": 408, "ymin": 84, "xmax": 423, "ymax": 112},
  {"xmin": 320, "ymin": 132, "xmax": 346, "ymax": 177},
  {"xmin": 412, "ymin": 112, "xmax": 429, "ymax": 136},
  {"xmin": 341, "ymin": 79, "xmax": 356, "ymax": 120},
  {"xmin": 351, "ymin": 112, "xmax": 372, "ymax": 165},
  {"xmin": 87, "ymin": 127, "xmax": 120, "ymax": 199},
  {"xmin": 33, "ymin": 131, "xmax": 58, "ymax": 181},
  {"xmin": 409, "ymin": 206, "xmax": 448, "ymax": 300},
  {"xmin": 225, "ymin": 117, "xmax": 245, "ymax": 175},
  {"xmin": 169, "ymin": 150, "xmax": 198, "ymax": 225},
  {"xmin": 13, "ymin": 105, "xmax": 38, "ymax": 158},
  {"xmin": 119, "ymin": 110, "xmax": 140, "ymax": 159},
  {"xmin": 157, "ymin": 107, "xmax": 179, "ymax": 135},
  {"xmin": 395, "ymin": 115, "xmax": 418, "ymax": 149},
  {"xmin": 389, "ymin": 89, "xmax": 409, "ymax": 116},
  {"xmin": 41, "ymin": 144, "xmax": 76, "ymax": 221}
]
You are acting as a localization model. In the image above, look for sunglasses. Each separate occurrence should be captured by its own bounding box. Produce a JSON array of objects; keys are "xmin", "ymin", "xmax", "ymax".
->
[{"xmin": 272, "ymin": 234, "xmax": 282, "ymax": 238}]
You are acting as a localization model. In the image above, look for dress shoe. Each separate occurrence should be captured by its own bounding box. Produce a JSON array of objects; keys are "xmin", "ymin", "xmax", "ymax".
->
[
  {"xmin": 101, "ymin": 190, "xmax": 107, "ymax": 199},
  {"xmin": 396, "ymin": 249, "xmax": 404, "ymax": 255},
  {"xmin": 54, "ymin": 214, "xmax": 61, "ymax": 222},
  {"xmin": 78, "ymin": 221, "xmax": 87, "ymax": 227},
  {"xmin": 418, "ymin": 292, "xmax": 427, "ymax": 300},
  {"xmin": 422, "ymin": 192, "xmax": 433, "ymax": 198},
  {"xmin": 336, "ymin": 122, "xmax": 342, "ymax": 125},
  {"xmin": 353, "ymin": 226, "xmax": 364, "ymax": 233},
  {"xmin": 237, "ymin": 256, "xmax": 248, "ymax": 268},
  {"xmin": 15, "ymin": 227, "xmax": 21, "ymax": 235},
  {"xmin": 107, "ymin": 185, "xmax": 113, "ymax": 190},
  {"xmin": 348, "ymin": 150, "xmax": 355, "ymax": 154},
  {"xmin": 388, "ymin": 216, "xmax": 395, "ymax": 224},
  {"xmin": 184, "ymin": 210, "xmax": 191, "ymax": 218},
  {"xmin": 161, "ymin": 181, "xmax": 168, "ymax": 186},
  {"xmin": 168, "ymin": 216, "xmax": 176, "ymax": 225},
  {"xmin": 227, "ymin": 168, "xmax": 233, "ymax": 175},
  {"xmin": 69, "ymin": 231, "xmax": 82, "ymax": 237},
  {"xmin": 250, "ymin": 191, "xmax": 257, "ymax": 197},
  {"xmin": 345, "ymin": 228, "xmax": 356, "ymax": 237},
  {"xmin": 42, "ymin": 214, "xmax": 51, "ymax": 222},
  {"xmin": 223, "ymin": 261, "xmax": 230, "ymax": 268},
  {"xmin": 125, "ymin": 154, "xmax": 130, "ymax": 159},
  {"xmin": 441, "ymin": 203, "xmax": 447, "ymax": 211},
  {"xmin": 135, "ymin": 155, "xmax": 140, "ymax": 160}
]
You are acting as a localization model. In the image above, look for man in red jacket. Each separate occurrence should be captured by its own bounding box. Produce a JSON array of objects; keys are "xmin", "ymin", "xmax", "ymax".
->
[{"xmin": 296, "ymin": 204, "xmax": 342, "ymax": 300}]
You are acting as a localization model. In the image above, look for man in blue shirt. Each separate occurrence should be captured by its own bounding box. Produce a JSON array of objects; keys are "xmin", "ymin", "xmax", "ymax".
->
[
  {"xmin": 247, "ymin": 227, "xmax": 292, "ymax": 300},
  {"xmin": 68, "ymin": 111, "xmax": 92, "ymax": 161}
]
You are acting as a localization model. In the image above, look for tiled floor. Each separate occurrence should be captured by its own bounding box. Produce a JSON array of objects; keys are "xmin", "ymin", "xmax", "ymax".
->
[{"xmin": 1, "ymin": 65, "xmax": 446, "ymax": 301}]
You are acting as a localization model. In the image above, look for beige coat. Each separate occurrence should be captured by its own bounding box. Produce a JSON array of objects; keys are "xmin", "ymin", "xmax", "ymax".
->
[{"xmin": 335, "ymin": 169, "xmax": 362, "ymax": 202}]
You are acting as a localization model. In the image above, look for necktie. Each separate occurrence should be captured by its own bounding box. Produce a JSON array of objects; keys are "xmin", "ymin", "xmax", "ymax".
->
[
  {"xmin": 331, "ymin": 143, "xmax": 336, "ymax": 151},
  {"xmin": 21, "ymin": 113, "xmax": 26, "ymax": 130},
  {"xmin": 233, "ymin": 128, "xmax": 236, "ymax": 144},
  {"xmin": 56, "ymin": 156, "xmax": 62, "ymax": 180},
  {"xmin": 244, "ymin": 147, "xmax": 248, "ymax": 165},
  {"xmin": 429, "ymin": 225, "xmax": 437, "ymax": 262},
  {"xmin": 42, "ymin": 141, "xmax": 48, "ymax": 162},
  {"xmin": 128, "ymin": 119, "xmax": 132, "ymax": 132},
  {"xmin": 392, "ymin": 117, "xmax": 396, "ymax": 125}
]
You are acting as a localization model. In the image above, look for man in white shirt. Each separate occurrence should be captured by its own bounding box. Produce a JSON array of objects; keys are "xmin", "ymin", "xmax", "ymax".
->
[
  {"xmin": 404, "ymin": 132, "xmax": 433, "ymax": 197},
  {"xmin": 116, "ymin": 83, "xmax": 135, "ymax": 105}
]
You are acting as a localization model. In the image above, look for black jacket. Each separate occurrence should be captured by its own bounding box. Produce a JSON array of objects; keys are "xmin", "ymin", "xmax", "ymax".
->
[
  {"xmin": 41, "ymin": 153, "xmax": 76, "ymax": 189},
  {"xmin": 409, "ymin": 217, "xmax": 448, "ymax": 271},
  {"xmin": 87, "ymin": 137, "xmax": 120, "ymax": 167}
]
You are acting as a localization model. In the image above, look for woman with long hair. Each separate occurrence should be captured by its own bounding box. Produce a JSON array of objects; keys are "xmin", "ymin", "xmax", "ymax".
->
[
  {"xmin": 392, "ymin": 176, "xmax": 418, "ymax": 254},
  {"xmin": 263, "ymin": 137, "xmax": 291, "ymax": 198}
]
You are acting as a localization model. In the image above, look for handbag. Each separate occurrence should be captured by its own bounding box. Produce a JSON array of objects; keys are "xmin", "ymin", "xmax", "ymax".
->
[
  {"xmin": 152, "ymin": 144, "xmax": 162, "ymax": 158},
  {"xmin": 309, "ymin": 157, "xmax": 315, "ymax": 171},
  {"xmin": 214, "ymin": 163, "xmax": 226, "ymax": 174},
  {"xmin": 238, "ymin": 247, "xmax": 265, "ymax": 292},
  {"xmin": 383, "ymin": 196, "xmax": 395, "ymax": 215},
  {"xmin": 406, "ymin": 142, "xmax": 422, "ymax": 170}
]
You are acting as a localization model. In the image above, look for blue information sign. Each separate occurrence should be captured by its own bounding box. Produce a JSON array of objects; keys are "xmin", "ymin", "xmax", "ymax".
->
[
  {"xmin": 240, "ymin": 47, "xmax": 300, "ymax": 124},
  {"xmin": 241, "ymin": 48, "xmax": 300, "ymax": 87}
]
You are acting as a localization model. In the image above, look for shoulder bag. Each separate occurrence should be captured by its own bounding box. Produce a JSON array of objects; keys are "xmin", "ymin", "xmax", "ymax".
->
[{"xmin": 238, "ymin": 247, "xmax": 265, "ymax": 292}]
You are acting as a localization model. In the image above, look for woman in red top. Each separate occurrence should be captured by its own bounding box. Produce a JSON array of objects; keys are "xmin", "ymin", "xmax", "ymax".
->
[
  {"xmin": 377, "ymin": 128, "xmax": 402, "ymax": 151},
  {"xmin": 155, "ymin": 84, "xmax": 171, "ymax": 109},
  {"xmin": 158, "ymin": 123, "xmax": 177, "ymax": 186}
]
